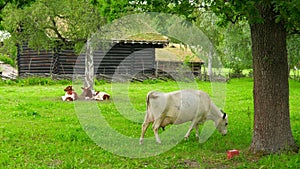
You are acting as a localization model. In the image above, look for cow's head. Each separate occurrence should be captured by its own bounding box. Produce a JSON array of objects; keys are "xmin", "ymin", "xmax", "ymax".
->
[
  {"xmin": 216, "ymin": 110, "xmax": 228, "ymax": 135},
  {"xmin": 64, "ymin": 86, "xmax": 74, "ymax": 95},
  {"xmin": 81, "ymin": 86, "xmax": 93, "ymax": 98}
]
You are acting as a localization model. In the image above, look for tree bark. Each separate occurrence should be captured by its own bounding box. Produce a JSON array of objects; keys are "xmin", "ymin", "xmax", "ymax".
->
[
  {"xmin": 249, "ymin": 5, "xmax": 299, "ymax": 154},
  {"xmin": 84, "ymin": 39, "xmax": 94, "ymax": 89},
  {"xmin": 208, "ymin": 44, "xmax": 213, "ymax": 81}
]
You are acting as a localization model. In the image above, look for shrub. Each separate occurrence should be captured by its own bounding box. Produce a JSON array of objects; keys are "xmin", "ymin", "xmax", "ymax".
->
[
  {"xmin": 0, "ymin": 54, "xmax": 15, "ymax": 67},
  {"xmin": 229, "ymin": 68, "xmax": 246, "ymax": 78},
  {"xmin": 95, "ymin": 79, "xmax": 107, "ymax": 85},
  {"xmin": 0, "ymin": 77, "xmax": 72, "ymax": 86}
]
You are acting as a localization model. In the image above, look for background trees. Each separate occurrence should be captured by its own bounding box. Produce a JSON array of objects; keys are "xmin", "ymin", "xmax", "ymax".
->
[
  {"xmin": 2, "ymin": 0, "xmax": 102, "ymax": 50},
  {"xmin": 288, "ymin": 34, "xmax": 300, "ymax": 78},
  {"xmin": 0, "ymin": 0, "xmax": 35, "ymax": 29},
  {"xmin": 221, "ymin": 22, "xmax": 252, "ymax": 77},
  {"xmin": 92, "ymin": 0, "xmax": 134, "ymax": 23},
  {"xmin": 0, "ymin": 0, "xmax": 298, "ymax": 77},
  {"xmin": 0, "ymin": 0, "xmax": 35, "ymax": 63}
]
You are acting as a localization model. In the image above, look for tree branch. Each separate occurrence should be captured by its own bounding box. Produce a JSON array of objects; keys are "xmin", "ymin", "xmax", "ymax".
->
[{"xmin": 49, "ymin": 16, "xmax": 68, "ymax": 45}]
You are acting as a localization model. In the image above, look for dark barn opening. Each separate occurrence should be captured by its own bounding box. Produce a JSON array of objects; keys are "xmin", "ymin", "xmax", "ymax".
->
[{"xmin": 96, "ymin": 40, "xmax": 166, "ymax": 75}]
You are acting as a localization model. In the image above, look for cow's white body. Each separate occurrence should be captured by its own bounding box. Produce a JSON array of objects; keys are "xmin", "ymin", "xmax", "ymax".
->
[
  {"xmin": 62, "ymin": 92, "xmax": 78, "ymax": 101},
  {"xmin": 80, "ymin": 87, "xmax": 110, "ymax": 101},
  {"xmin": 61, "ymin": 86, "xmax": 78, "ymax": 101},
  {"xmin": 140, "ymin": 89, "xmax": 228, "ymax": 144},
  {"xmin": 92, "ymin": 91, "xmax": 110, "ymax": 101}
]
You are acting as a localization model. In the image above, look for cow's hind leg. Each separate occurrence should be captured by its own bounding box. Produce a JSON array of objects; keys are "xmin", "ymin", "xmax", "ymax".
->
[
  {"xmin": 184, "ymin": 119, "xmax": 198, "ymax": 140},
  {"xmin": 152, "ymin": 118, "xmax": 164, "ymax": 144},
  {"xmin": 140, "ymin": 121, "xmax": 150, "ymax": 144},
  {"xmin": 195, "ymin": 125, "xmax": 199, "ymax": 138}
]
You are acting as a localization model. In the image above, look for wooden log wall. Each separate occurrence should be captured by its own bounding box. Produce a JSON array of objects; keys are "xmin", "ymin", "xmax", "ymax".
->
[
  {"xmin": 156, "ymin": 60, "xmax": 204, "ymax": 76},
  {"xmin": 17, "ymin": 47, "xmax": 55, "ymax": 75},
  {"xmin": 17, "ymin": 43, "xmax": 203, "ymax": 78},
  {"xmin": 17, "ymin": 43, "xmax": 157, "ymax": 77}
]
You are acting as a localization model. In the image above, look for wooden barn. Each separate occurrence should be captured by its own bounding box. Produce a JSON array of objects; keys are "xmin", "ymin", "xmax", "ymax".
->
[
  {"xmin": 17, "ymin": 39, "xmax": 168, "ymax": 77},
  {"xmin": 17, "ymin": 37, "xmax": 205, "ymax": 79}
]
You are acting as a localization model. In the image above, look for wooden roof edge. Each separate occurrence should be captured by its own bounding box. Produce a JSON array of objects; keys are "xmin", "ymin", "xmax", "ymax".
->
[
  {"xmin": 111, "ymin": 39, "xmax": 169, "ymax": 46},
  {"xmin": 156, "ymin": 60, "xmax": 205, "ymax": 64}
]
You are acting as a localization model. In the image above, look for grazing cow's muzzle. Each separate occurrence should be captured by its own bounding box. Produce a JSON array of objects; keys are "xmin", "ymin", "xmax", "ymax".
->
[{"xmin": 222, "ymin": 129, "xmax": 227, "ymax": 135}]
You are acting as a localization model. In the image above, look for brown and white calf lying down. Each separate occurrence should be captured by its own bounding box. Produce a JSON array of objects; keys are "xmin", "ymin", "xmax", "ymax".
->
[
  {"xmin": 81, "ymin": 86, "xmax": 110, "ymax": 101},
  {"xmin": 140, "ymin": 89, "xmax": 228, "ymax": 144},
  {"xmin": 61, "ymin": 86, "xmax": 79, "ymax": 101},
  {"xmin": 62, "ymin": 86, "xmax": 110, "ymax": 101}
]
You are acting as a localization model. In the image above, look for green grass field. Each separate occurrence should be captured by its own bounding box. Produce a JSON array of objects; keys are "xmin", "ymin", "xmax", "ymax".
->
[{"xmin": 0, "ymin": 78, "xmax": 299, "ymax": 168}]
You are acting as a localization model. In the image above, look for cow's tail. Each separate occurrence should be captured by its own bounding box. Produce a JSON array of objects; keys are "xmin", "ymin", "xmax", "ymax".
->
[
  {"xmin": 145, "ymin": 92, "xmax": 152, "ymax": 121},
  {"xmin": 140, "ymin": 92, "xmax": 155, "ymax": 144},
  {"xmin": 145, "ymin": 91, "xmax": 158, "ymax": 121}
]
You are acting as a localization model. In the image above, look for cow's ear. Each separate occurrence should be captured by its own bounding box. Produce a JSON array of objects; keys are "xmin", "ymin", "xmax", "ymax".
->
[{"xmin": 222, "ymin": 113, "xmax": 227, "ymax": 119}]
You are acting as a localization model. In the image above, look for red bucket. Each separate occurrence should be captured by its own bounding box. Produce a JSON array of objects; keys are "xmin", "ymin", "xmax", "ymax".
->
[{"xmin": 227, "ymin": 150, "xmax": 240, "ymax": 159}]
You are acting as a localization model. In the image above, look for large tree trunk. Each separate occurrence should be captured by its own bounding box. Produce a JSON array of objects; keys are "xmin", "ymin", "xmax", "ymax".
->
[{"xmin": 249, "ymin": 5, "xmax": 299, "ymax": 154}]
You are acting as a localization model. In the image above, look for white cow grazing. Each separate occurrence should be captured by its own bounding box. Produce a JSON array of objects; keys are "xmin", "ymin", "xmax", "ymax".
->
[{"xmin": 140, "ymin": 89, "xmax": 228, "ymax": 144}]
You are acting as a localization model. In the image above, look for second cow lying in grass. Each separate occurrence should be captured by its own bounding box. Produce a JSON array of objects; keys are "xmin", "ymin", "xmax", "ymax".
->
[{"xmin": 81, "ymin": 86, "xmax": 110, "ymax": 101}]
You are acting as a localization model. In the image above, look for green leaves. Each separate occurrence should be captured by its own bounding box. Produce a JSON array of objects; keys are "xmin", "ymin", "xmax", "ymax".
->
[
  {"xmin": 287, "ymin": 34, "xmax": 300, "ymax": 72},
  {"xmin": 2, "ymin": 0, "xmax": 103, "ymax": 49},
  {"xmin": 221, "ymin": 22, "xmax": 252, "ymax": 72},
  {"xmin": 96, "ymin": 0, "xmax": 134, "ymax": 23}
]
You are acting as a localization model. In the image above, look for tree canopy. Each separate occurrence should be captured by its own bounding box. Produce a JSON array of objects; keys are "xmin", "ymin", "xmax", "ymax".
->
[
  {"xmin": 0, "ymin": 0, "xmax": 36, "ymax": 30},
  {"xmin": 2, "ymin": 0, "xmax": 102, "ymax": 50},
  {"xmin": 1, "ymin": 0, "xmax": 298, "ymax": 71}
]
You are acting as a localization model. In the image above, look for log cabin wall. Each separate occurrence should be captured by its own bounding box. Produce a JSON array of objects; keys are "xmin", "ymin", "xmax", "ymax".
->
[
  {"xmin": 17, "ymin": 40, "xmax": 204, "ymax": 78},
  {"xmin": 17, "ymin": 41, "xmax": 165, "ymax": 77}
]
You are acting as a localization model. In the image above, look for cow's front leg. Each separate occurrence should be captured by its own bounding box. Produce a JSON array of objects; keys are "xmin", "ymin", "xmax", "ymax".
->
[
  {"xmin": 184, "ymin": 119, "xmax": 198, "ymax": 140},
  {"xmin": 184, "ymin": 127, "xmax": 193, "ymax": 140}
]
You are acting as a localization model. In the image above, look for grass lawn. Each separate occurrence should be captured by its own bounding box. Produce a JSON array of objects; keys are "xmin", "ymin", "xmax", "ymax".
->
[{"xmin": 0, "ymin": 78, "xmax": 299, "ymax": 168}]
